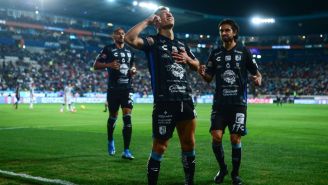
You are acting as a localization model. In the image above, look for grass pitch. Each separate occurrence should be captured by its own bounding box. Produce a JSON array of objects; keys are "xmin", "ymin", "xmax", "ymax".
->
[{"xmin": 0, "ymin": 103, "xmax": 327, "ymax": 185}]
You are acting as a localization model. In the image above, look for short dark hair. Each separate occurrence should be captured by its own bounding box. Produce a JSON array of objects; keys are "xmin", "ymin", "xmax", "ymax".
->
[
  {"xmin": 154, "ymin": 6, "xmax": 170, "ymax": 15},
  {"xmin": 113, "ymin": 27, "xmax": 125, "ymax": 34},
  {"xmin": 218, "ymin": 19, "xmax": 239, "ymax": 41}
]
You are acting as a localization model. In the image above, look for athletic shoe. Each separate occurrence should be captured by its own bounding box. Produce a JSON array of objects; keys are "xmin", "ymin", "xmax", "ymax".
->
[
  {"xmin": 214, "ymin": 167, "xmax": 228, "ymax": 184},
  {"xmin": 108, "ymin": 140, "xmax": 115, "ymax": 155},
  {"xmin": 121, "ymin": 149, "xmax": 135, "ymax": 160},
  {"xmin": 232, "ymin": 175, "xmax": 243, "ymax": 185}
]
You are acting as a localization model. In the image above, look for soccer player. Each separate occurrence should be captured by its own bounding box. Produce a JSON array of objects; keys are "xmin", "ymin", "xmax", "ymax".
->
[
  {"xmin": 29, "ymin": 82, "xmax": 35, "ymax": 109},
  {"xmin": 125, "ymin": 7, "xmax": 199, "ymax": 185},
  {"xmin": 94, "ymin": 27, "xmax": 137, "ymax": 159},
  {"xmin": 13, "ymin": 84, "xmax": 20, "ymax": 110},
  {"xmin": 198, "ymin": 19, "xmax": 262, "ymax": 185},
  {"xmin": 60, "ymin": 83, "xmax": 74, "ymax": 112}
]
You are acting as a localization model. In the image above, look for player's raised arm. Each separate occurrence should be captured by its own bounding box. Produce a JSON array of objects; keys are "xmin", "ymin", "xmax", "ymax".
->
[{"xmin": 124, "ymin": 15, "xmax": 159, "ymax": 50}]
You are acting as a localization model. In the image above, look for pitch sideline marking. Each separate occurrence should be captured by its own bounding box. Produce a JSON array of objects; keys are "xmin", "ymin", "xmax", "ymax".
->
[{"xmin": 0, "ymin": 169, "xmax": 76, "ymax": 185}]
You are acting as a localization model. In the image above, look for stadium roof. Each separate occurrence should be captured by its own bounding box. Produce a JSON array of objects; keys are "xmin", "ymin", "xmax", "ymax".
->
[{"xmin": 1, "ymin": 0, "xmax": 327, "ymax": 36}]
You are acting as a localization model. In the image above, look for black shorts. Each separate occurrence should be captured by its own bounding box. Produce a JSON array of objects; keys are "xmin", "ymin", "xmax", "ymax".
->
[
  {"xmin": 107, "ymin": 90, "xmax": 133, "ymax": 112},
  {"xmin": 152, "ymin": 100, "xmax": 196, "ymax": 140},
  {"xmin": 210, "ymin": 105, "xmax": 247, "ymax": 136}
]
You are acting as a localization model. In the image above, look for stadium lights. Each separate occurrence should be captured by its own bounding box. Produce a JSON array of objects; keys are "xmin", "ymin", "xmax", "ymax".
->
[
  {"xmin": 137, "ymin": 1, "xmax": 159, "ymax": 10},
  {"xmin": 107, "ymin": 22, "xmax": 113, "ymax": 27},
  {"xmin": 185, "ymin": 34, "xmax": 190, "ymax": 38},
  {"xmin": 251, "ymin": 17, "xmax": 275, "ymax": 25},
  {"xmin": 133, "ymin": 1, "xmax": 138, "ymax": 6},
  {"xmin": 35, "ymin": 10, "xmax": 39, "ymax": 14}
]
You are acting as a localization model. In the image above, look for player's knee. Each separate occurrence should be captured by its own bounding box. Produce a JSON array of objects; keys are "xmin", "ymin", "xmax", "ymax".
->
[
  {"xmin": 153, "ymin": 140, "xmax": 168, "ymax": 154},
  {"xmin": 123, "ymin": 114, "xmax": 132, "ymax": 127},
  {"xmin": 181, "ymin": 138, "xmax": 195, "ymax": 151},
  {"xmin": 230, "ymin": 134, "xmax": 241, "ymax": 144},
  {"xmin": 211, "ymin": 131, "xmax": 223, "ymax": 143},
  {"xmin": 109, "ymin": 112, "xmax": 118, "ymax": 118}
]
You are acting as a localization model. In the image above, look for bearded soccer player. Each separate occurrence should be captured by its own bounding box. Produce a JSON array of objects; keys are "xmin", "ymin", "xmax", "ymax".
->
[
  {"xmin": 94, "ymin": 28, "xmax": 137, "ymax": 160},
  {"xmin": 125, "ymin": 7, "xmax": 199, "ymax": 185},
  {"xmin": 199, "ymin": 19, "xmax": 262, "ymax": 185}
]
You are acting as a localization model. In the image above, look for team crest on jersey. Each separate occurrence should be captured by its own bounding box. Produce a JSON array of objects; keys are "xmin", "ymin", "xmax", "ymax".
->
[
  {"xmin": 167, "ymin": 63, "xmax": 185, "ymax": 80},
  {"xmin": 223, "ymin": 69, "xmax": 236, "ymax": 84},
  {"xmin": 235, "ymin": 55, "xmax": 241, "ymax": 61},
  {"xmin": 159, "ymin": 126, "xmax": 166, "ymax": 135},
  {"xmin": 120, "ymin": 64, "xmax": 129, "ymax": 75},
  {"xmin": 225, "ymin": 55, "xmax": 231, "ymax": 61},
  {"xmin": 120, "ymin": 52, "xmax": 126, "ymax": 57}
]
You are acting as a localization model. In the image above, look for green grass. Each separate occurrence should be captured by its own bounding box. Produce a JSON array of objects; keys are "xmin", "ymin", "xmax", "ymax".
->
[{"xmin": 0, "ymin": 103, "xmax": 327, "ymax": 185}]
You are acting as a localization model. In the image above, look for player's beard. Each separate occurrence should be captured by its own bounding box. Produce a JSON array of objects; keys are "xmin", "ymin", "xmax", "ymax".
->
[{"xmin": 221, "ymin": 35, "xmax": 234, "ymax": 42}]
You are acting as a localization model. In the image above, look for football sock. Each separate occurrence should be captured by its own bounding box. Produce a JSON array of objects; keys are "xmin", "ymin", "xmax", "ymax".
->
[
  {"xmin": 147, "ymin": 151, "xmax": 162, "ymax": 185},
  {"xmin": 212, "ymin": 141, "xmax": 227, "ymax": 170},
  {"xmin": 182, "ymin": 150, "xmax": 195, "ymax": 185},
  {"xmin": 107, "ymin": 116, "xmax": 117, "ymax": 141},
  {"xmin": 231, "ymin": 143, "xmax": 242, "ymax": 177},
  {"xmin": 122, "ymin": 114, "xmax": 132, "ymax": 149}
]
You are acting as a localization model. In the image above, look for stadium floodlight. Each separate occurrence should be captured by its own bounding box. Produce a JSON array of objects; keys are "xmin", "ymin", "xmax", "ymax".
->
[
  {"xmin": 251, "ymin": 17, "xmax": 275, "ymax": 25},
  {"xmin": 138, "ymin": 2, "xmax": 159, "ymax": 10},
  {"xmin": 107, "ymin": 0, "xmax": 115, "ymax": 2},
  {"xmin": 133, "ymin": 1, "xmax": 138, "ymax": 6},
  {"xmin": 107, "ymin": 22, "xmax": 113, "ymax": 27},
  {"xmin": 35, "ymin": 10, "xmax": 39, "ymax": 14},
  {"xmin": 185, "ymin": 33, "xmax": 190, "ymax": 38}
]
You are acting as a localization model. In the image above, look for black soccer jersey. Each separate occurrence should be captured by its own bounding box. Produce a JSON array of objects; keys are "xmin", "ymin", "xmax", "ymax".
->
[
  {"xmin": 206, "ymin": 43, "xmax": 258, "ymax": 107},
  {"xmin": 96, "ymin": 44, "xmax": 135, "ymax": 91},
  {"xmin": 141, "ymin": 34, "xmax": 196, "ymax": 102}
]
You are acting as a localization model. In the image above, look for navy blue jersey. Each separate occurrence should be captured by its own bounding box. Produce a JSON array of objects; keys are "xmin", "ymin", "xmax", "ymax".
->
[
  {"xmin": 96, "ymin": 44, "xmax": 135, "ymax": 92},
  {"xmin": 141, "ymin": 34, "xmax": 196, "ymax": 102},
  {"xmin": 206, "ymin": 43, "xmax": 258, "ymax": 107}
]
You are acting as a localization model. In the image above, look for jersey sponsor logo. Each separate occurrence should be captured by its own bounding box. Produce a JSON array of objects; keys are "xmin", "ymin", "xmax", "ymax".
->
[
  {"xmin": 127, "ymin": 52, "xmax": 131, "ymax": 58},
  {"xmin": 222, "ymin": 69, "xmax": 236, "ymax": 84},
  {"xmin": 167, "ymin": 63, "xmax": 185, "ymax": 80},
  {"xmin": 120, "ymin": 52, "xmax": 126, "ymax": 57},
  {"xmin": 216, "ymin": 56, "xmax": 221, "ymax": 62},
  {"xmin": 226, "ymin": 63, "xmax": 231, "ymax": 68},
  {"xmin": 159, "ymin": 126, "xmax": 166, "ymax": 135},
  {"xmin": 225, "ymin": 55, "xmax": 231, "ymax": 61},
  {"xmin": 235, "ymin": 55, "xmax": 242, "ymax": 61},
  {"xmin": 222, "ymin": 89, "xmax": 238, "ymax": 96},
  {"xmin": 236, "ymin": 62, "xmax": 240, "ymax": 69},
  {"xmin": 169, "ymin": 84, "xmax": 187, "ymax": 93},
  {"xmin": 161, "ymin": 44, "xmax": 168, "ymax": 51},
  {"xmin": 113, "ymin": 52, "xmax": 118, "ymax": 57}
]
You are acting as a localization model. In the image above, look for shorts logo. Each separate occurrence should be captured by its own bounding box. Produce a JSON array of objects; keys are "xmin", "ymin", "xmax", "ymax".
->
[
  {"xmin": 159, "ymin": 126, "xmax": 166, "ymax": 135},
  {"xmin": 235, "ymin": 113, "xmax": 245, "ymax": 124}
]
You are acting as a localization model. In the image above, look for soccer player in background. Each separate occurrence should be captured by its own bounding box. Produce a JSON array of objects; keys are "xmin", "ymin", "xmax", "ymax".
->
[
  {"xmin": 125, "ymin": 7, "xmax": 199, "ymax": 185},
  {"xmin": 94, "ymin": 27, "xmax": 137, "ymax": 159},
  {"xmin": 29, "ymin": 82, "xmax": 35, "ymax": 109},
  {"xmin": 13, "ymin": 84, "xmax": 20, "ymax": 109},
  {"xmin": 60, "ymin": 83, "xmax": 74, "ymax": 112},
  {"xmin": 198, "ymin": 19, "xmax": 262, "ymax": 185}
]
